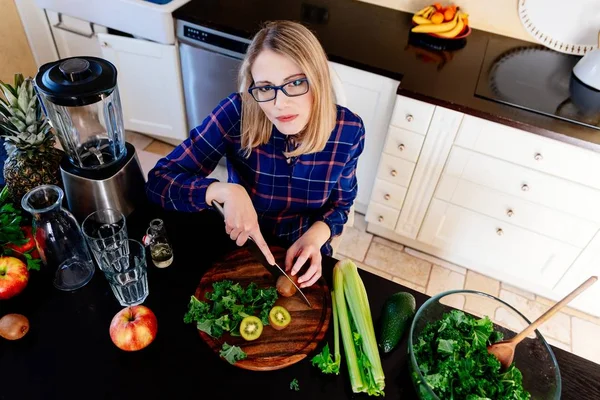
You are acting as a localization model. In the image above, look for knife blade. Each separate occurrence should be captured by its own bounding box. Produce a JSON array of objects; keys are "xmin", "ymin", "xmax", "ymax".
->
[{"xmin": 211, "ymin": 200, "xmax": 312, "ymax": 308}]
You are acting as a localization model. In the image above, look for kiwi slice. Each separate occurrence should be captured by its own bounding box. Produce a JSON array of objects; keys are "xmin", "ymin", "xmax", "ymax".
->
[
  {"xmin": 269, "ymin": 306, "xmax": 291, "ymax": 330},
  {"xmin": 239, "ymin": 316, "xmax": 263, "ymax": 341}
]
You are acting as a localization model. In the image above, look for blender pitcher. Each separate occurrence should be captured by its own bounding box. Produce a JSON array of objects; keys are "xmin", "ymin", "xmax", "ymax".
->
[
  {"xmin": 35, "ymin": 57, "xmax": 126, "ymax": 169},
  {"xmin": 34, "ymin": 57, "xmax": 146, "ymax": 222}
]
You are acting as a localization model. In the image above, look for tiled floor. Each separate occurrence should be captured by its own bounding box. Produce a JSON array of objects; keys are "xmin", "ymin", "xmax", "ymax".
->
[{"xmin": 134, "ymin": 131, "xmax": 600, "ymax": 366}]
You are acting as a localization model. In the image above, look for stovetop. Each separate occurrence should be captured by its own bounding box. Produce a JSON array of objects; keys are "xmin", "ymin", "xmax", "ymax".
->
[{"xmin": 475, "ymin": 38, "xmax": 600, "ymax": 131}]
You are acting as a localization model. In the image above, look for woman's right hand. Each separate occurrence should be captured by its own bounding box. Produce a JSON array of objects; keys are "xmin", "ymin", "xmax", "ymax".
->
[{"xmin": 206, "ymin": 182, "xmax": 276, "ymax": 265}]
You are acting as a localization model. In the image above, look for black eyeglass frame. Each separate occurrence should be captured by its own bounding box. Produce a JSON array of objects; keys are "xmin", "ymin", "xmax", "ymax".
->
[{"xmin": 247, "ymin": 78, "xmax": 310, "ymax": 102}]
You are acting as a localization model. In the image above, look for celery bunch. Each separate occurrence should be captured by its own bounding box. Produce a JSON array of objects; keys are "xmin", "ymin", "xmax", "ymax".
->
[{"xmin": 333, "ymin": 259, "xmax": 385, "ymax": 396}]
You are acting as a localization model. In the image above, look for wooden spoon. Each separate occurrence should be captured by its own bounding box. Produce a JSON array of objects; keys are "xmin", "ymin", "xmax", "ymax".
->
[{"xmin": 488, "ymin": 275, "xmax": 598, "ymax": 370}]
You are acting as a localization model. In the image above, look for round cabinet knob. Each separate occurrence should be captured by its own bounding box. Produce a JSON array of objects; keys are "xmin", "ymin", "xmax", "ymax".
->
[
  {"xmin": 378, "ymin": 215, "xmax": 384, "ymax": 223},
  {"xmin": 398, "ymin": 144, "xmax": 405, "ymax": 152},
  {"xmin": 390, "ymin": 169, "xmax": 398, "ymax": 177},
  {"xmin": 496, "ymin": 228, "xmax": 504, "ymax": 236},
  {"xmin": 406, "ymin": 114, "xmax": 414, "ymax": 122},
  {"xmin": 521, "ymin": 184, "xmax": 530, "ymax": 192},
  {"xmin": 506, "ymin": 209, "xmax": 514, "ymax": 217},
  {"xmin": 384, "ymin": 193, "xmax": 391, "ymax": 201},
  {"xmin": 534, "ymin": 153, "xmax": 543, "ymax": 161}
]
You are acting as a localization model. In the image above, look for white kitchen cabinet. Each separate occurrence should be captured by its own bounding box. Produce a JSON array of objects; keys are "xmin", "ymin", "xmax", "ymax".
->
[
  {"xmin": 97, "ymin": 33, "xmax": 187, "ymax": 142},
  {"xmin": 553, "ymin": 230, "xmax": 600, "ymax": 317},
  {"xmin": 328, "ymin": 61, "xmax": 399, "ymax": 214},
  {"xmin": 394, "ymin": 106, "xmax": 463, "ymax": 238},
  {"xmin": 365, "ymin": 97, "xmax": 600, "ymax": 317},
  {"xmin": 46, "ymin": 11, "xmax": 107, "ymax": 59},
  {"xmin": 419, "ymin": 199, "xmax": 581, "ymax": 289}
]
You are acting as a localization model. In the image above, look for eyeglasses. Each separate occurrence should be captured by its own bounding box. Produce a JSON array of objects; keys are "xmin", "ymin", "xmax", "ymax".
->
[{"xmin": 248, "ymin": 78, "xmax": 310, "ymax": 102}]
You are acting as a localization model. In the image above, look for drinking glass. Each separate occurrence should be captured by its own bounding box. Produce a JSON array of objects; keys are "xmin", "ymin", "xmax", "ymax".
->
[
  {"xmin": 82, "ymin": 208, "xmax": 128, "ymax": 268},
  {"xmin": 99, "ymin": 239, "xmax": 149, "ymax": 307}
]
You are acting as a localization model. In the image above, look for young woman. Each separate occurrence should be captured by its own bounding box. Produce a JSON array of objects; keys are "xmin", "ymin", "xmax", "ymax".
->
[{"xmin": 146, "ymin": 20, "xmax": 365, "ymax": 288}]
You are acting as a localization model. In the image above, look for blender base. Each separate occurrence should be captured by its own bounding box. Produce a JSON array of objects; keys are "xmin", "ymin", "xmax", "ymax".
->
[{"xmin": 60, "ymin": 142, "xmax": 147, "ymax": 222}]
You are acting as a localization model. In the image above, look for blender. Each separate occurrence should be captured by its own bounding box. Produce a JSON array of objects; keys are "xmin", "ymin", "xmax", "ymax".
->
[{"xmin": 34, "ymin": 57, "xmax": 146, "ymax": 222}]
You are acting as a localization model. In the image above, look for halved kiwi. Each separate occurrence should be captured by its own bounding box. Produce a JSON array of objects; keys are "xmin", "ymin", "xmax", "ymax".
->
[
  {"xmin": 269, "ymin": 306, "xmax": 291, "ymax": 330},
  {"xmin": 239, "ymin": 315, "xmax": 263, "ymax": 341}
]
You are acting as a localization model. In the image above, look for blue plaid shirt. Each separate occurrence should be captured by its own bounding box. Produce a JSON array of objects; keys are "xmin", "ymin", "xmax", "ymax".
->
[{"xmin": 145, "ymin": 93, "xmax": 365, "ymax": 255}]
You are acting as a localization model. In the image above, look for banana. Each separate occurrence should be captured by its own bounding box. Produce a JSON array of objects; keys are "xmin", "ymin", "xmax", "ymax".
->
[
  {"xmin": 423, "ymin": 7, "xmax": 436, "ymax": 18},
  {"xmin": 411, "ymin": 12, "xmax": 458, "ymax": 33},
  {"xmin": 412, "ymin": 15, "xmax": 432, "ymax": 25},
  {"xmin": 415, "ymin": 5, "xmax": 435, "ymax": 16},
  {"xmin": 434, "ymin": 14, "xmax": 465, "ymax": 38}
]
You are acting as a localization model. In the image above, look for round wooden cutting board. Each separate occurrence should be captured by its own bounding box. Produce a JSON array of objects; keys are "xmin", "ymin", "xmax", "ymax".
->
[{"xmin": 194, "ymin": 246, "xmax": 332, "ymax": 371}]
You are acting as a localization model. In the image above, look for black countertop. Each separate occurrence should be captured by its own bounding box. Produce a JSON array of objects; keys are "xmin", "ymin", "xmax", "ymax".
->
[
  {"xmin": 1, "ymin": 202, "xmax": 600, "ymax": 399},
  {"xmin": 173, "ymin": 0, "xmax": 600, "ymax": 152}
]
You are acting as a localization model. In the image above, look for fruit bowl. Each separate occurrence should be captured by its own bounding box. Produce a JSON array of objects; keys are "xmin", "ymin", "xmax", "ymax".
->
[
  {"xmin": 411, "ymin": 3, "xmax": 471, "ymax": 40},
  {"xmin": 408, "ymin": 290, "xmax": 561, "ymax": 400}
]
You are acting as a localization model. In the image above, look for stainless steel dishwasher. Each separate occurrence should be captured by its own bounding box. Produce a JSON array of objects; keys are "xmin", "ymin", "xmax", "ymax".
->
[{"xmin": 176, "ymin": 19, "xmax": 251, "ymax": 133}]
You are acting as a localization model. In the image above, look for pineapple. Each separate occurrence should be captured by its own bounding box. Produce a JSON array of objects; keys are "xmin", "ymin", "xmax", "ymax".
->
[{"xmin": 0, "ymin": 74, "xmax": 63, "ymax": 204}]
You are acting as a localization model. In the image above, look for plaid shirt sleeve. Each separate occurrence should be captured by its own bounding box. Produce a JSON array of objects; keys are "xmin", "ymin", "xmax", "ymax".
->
[
  {"xmin": 144, "ymin": 94, "xmax": 240, "ymax": 212},
  {"xmin": 316, "ymin": 121, "xmax": 366, "ymax": 239}
]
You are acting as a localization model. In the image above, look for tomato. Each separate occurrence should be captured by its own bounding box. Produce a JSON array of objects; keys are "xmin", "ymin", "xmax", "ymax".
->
[{"xmin": 4, "ymin": 226, "xmax": 36, "ymax": 254}]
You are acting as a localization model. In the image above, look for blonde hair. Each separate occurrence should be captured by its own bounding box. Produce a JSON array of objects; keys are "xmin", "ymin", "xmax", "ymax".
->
[{"xmin": 238, "ymin": 20, "xmax": 337, "ymax": 158}]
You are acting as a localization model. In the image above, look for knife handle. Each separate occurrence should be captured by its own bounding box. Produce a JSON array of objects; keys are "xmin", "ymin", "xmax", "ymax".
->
[{"xmin": 211, "ymin": 200, "xmax": 225, "ymax": 218}]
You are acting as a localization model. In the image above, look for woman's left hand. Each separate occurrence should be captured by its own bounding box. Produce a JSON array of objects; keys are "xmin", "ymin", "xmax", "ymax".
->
[{"xmin": 285, "ymin": 221, "xmax": 331, "ymax": 288}]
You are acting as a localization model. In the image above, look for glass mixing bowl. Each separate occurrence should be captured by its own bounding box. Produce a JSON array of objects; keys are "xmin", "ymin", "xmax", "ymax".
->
[{"xmin": 408, "ymin": 290, "xmax": 561, "ymax": 399}]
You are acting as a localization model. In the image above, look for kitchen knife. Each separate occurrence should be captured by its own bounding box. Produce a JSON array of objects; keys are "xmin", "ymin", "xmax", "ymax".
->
[{"xmin": 211, "ymin": 200, "xmax": 312, "ymax": 308}]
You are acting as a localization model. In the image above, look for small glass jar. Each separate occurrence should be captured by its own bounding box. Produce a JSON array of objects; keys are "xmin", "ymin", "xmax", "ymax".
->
[{"xmin": 143, "ymin": 218, "xmax": 173, "ymax": 268}]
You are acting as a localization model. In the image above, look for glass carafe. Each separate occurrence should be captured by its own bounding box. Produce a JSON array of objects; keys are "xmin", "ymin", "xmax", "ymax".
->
[
  {"xmin": 21, "ymin": 185, "xmax": 95, "ymax": 291},
  {"xmin": 35, "ymin": 57, "xmax": 126, "ymax": 170}
]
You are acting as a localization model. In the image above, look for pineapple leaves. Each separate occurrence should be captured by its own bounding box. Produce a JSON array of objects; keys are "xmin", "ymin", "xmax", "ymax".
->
[
  {"xmin": 0, "ymin": 80, "xmax": 18, "ymax": 107},
  {"xmin": 0, "ymin": 73, "xmax": 54, "ymax": 150},
  {"xmin": 0, "ymin": 120, "xmax": 20, "ymax": 136},
  {"xmin": 14, "ymin": 73, "xmax": 24, "ymax": 90},
  {"xmin": 17, "ymin": 80, "xmax": 31, "ymax": 114}
]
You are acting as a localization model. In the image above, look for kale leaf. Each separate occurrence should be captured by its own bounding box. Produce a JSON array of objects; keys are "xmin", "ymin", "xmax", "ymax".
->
[
  {"xmin": 183, "ymin": 280, "xmax": 278, "ymax": 338},
  {"xmin": 414, "ymin": 310, "xmax": 530, "ymax": 400},
  {"xmin": 220, "ymin": 342, "xmax": 247, "ymax": 365}
]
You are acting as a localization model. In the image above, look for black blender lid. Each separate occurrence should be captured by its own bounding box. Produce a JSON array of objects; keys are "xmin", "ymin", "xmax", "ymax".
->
[{"xmin": 34, "ymin": 57, "xmax": 117, "ymax": 107}]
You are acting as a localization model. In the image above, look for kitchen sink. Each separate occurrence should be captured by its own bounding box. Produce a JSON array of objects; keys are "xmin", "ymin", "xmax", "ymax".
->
[{"xmin": 35, "ymin": 0, "xmax": 190, "ymax": 44}]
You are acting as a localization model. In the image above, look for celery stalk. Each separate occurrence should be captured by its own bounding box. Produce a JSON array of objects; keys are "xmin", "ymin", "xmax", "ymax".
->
[
  {"xmin": 340, "ymin": 259, "xmax": 386, "ymax": 394},
  {"xmin": 332, "ymin": 289, "xmax": 340, "ymax": 371},
  {"xmin": 334, "ymin": 264, "xmax": 365, "ymax": 392}
]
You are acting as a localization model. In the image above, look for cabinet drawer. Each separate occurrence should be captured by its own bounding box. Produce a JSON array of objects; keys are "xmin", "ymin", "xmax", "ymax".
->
[
  {"xmin": 376, "ymin": 153, "xmax": 415, "ymax": 187},
  {"xmin": 365, "ymin": 202, "xmax": 400, "ymax": 231},
  {"xmin": 455, "ymin": 115, "xmax": 600, "ymax": 190},
  {"xmin": 445, "ymin": 147, "xmax": 600, "ymax": 223},
  {"xmin": 383, "ymin": 126, "xmax": 425, "ymax": 163},
  {"xmin": 418, "ymin": 199, "xmax": 580, "ymax": 288},
  {"xmin": 389, "ymin": 95, "xmax": 435, "ymax": 135},
  {"xmin": 435, "ymin": 176, "xmax": 599, "ymax": 247},
  {"xmin": 370, "ymin": 179, "xmax": 407, "ymax": 210}
]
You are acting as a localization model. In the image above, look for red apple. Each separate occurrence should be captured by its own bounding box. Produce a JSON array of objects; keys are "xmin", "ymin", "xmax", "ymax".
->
[
  {"xmin": 109, "ymin": 305, "xmax": 158, "ymax": 351},
  {"xmin": 0, "ymin": 257, "xmax": 29, "ymax": 300}
]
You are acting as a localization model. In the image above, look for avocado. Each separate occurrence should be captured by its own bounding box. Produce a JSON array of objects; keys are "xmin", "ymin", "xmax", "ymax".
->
[{"xmin": 378, "ymin": 291, "xmax": 417, "ymax": 353}]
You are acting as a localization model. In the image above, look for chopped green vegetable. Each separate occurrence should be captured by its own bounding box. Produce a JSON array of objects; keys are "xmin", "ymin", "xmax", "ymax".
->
[
  {"xmin": 289, "ymin": 378, "xmax": 300, "ymax": 391},
  {"xmin": 311, "ymin": 343, "xmax": 339, "ymax": 374},
  {"xmin": 183, "ymin": 280, "xmax": 278, "ymax": 338},
  {"xmin": 334, "ymin": 259, "xmax": 385, "ymax": 396},
  {"xmin": 414, "ymin": 310, "xmax": 530, "ymax": 399},
  {"xmin": 311, "ymin": 289, "xmax": 341, "ymax": 374},
  {"xmin": 219, "ymin": 342, "xmax": 247, "ymax": 365}
]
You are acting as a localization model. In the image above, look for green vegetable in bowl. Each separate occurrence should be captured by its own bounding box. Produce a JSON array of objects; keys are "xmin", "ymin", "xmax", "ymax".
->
[{"xmin": 414, "ymin": 310, "xmax": 530, "ymax": 400}]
